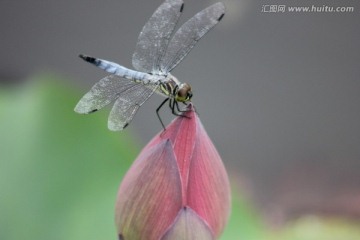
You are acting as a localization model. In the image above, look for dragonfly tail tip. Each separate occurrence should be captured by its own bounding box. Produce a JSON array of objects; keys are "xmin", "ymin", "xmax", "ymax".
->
[{"xmin": 79, "ymin": 54, "xmax": 98, "ymax": 65}]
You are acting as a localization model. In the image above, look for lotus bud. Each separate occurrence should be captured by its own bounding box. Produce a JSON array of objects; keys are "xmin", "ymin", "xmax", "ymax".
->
[{"xmin": 115, "ymin": 105, "xmax": 231, "ymax": 239}]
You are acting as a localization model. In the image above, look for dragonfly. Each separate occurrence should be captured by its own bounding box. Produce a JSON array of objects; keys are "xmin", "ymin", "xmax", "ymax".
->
[{"xmin": 75, "ymin": 0, "xmax": 225, "ymax": 131}]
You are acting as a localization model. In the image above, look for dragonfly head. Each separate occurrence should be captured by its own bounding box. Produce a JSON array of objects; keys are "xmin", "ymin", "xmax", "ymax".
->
[{"xmin": 175, "ymin": 83, "xmax": 192, "ymax": 102}]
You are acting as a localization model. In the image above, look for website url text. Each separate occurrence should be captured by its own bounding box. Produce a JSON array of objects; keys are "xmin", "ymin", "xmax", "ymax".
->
[{"xmin": 261, "ymin": 5, "xmax": 355, "ymax": 13}]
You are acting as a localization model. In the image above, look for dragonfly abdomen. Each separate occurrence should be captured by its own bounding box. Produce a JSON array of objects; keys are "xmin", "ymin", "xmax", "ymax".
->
[{"xmin": 80, "ymin": 54, "xmax": 153, "ymax": 83}]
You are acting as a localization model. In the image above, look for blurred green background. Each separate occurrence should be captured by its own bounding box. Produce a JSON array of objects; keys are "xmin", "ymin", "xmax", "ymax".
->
[
  {"xmin": 0, "ymin": 76, "xmax": 138, "ymax": 240},
  {"xmin": 1, "ymin": 75, "xmax": 360, "ymax": 240}
]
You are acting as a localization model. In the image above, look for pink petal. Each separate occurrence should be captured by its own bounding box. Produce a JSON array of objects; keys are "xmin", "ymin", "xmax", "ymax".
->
[
  {"xmin": 161, "ymin": 207, "xmax": 214, "ymax": 240},
  {"xmin": 146, "ymin": 108, "xmax": 198, "ymax": 205},
  {"xmin": 115, "ymin": 140, "xmax": 182, "ymax": 240},
  {"xmin": 186, "ymin": 114, "xmax": 231, "ymax": 237}
]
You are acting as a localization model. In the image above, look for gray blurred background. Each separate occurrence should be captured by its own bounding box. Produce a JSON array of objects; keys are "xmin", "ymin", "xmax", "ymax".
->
[{"xmin": 1, "ymin": 0, "xmax": 360, "ymax": 224}]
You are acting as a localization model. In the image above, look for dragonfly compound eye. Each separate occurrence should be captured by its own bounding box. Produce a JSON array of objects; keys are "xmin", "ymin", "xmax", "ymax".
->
[{"xmin": 176, "ymin": 83, "xmax": 192, "ymax": 102}]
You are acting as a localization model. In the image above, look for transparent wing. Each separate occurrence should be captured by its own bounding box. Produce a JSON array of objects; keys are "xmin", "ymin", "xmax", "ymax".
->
[
  {"xmin": 132, "ymin": 0, "xmax": 184, "ymax": 73},
  {"xmin": 74, "ymin": 75, "xmax": 136, "ymax": 114},
  {"xmin": 108, "ymin": 82, "xmax": 158, "ymax": 131},
  {"xmin": 74, "ymin": 75, "xmax": 159, "ymax": 131},
  {"xmin": 160, "ymin": 2, "xmax": 225, "ymax": 73}
]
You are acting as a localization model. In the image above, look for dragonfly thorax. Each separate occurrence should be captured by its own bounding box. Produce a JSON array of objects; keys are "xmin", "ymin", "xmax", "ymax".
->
[{"xmin": 159, "ymin": 74, "xmax": 192, "ymax": 103}]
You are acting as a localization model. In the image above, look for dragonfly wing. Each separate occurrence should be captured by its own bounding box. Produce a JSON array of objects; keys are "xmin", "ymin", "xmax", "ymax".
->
[
  {"xmin": 160, "ymin": 2, "xmax": 225, "ymax": 73},
  {"xmin": 74, "ymin": 75, "xmax": 136, "ymax": 114},
  {"xmin": 132, "ymin": 0, "xmax": 184, "ymax": 73},
  {"xmin": 108, "ymin": 82, "xmax": 159, "ymax": 131}
]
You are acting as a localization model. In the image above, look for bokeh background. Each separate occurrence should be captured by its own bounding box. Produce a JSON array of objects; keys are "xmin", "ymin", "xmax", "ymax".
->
[{"xmin": 1, "ymin": 0, "xmax": 360, "ymax": 239}]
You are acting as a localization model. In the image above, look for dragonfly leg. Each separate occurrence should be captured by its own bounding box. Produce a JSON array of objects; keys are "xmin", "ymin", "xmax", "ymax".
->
[
  {"xmin": 170, "ymin": 99, "xmax": 190, "ymax": 119},
  {"xmin": 156, "ymin": 98, "xmax": 169, "ymax": 130},
  {"xmin": 176, "ymin": 101, "xmax": 191, "ymax": 118},
  {"xmin": 169, "ymin": 99, "xmax": 181, "ymax": 116},
  {"xmin": 175, "ymin": 101, "xmax": 189, "ymax": 113}
]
